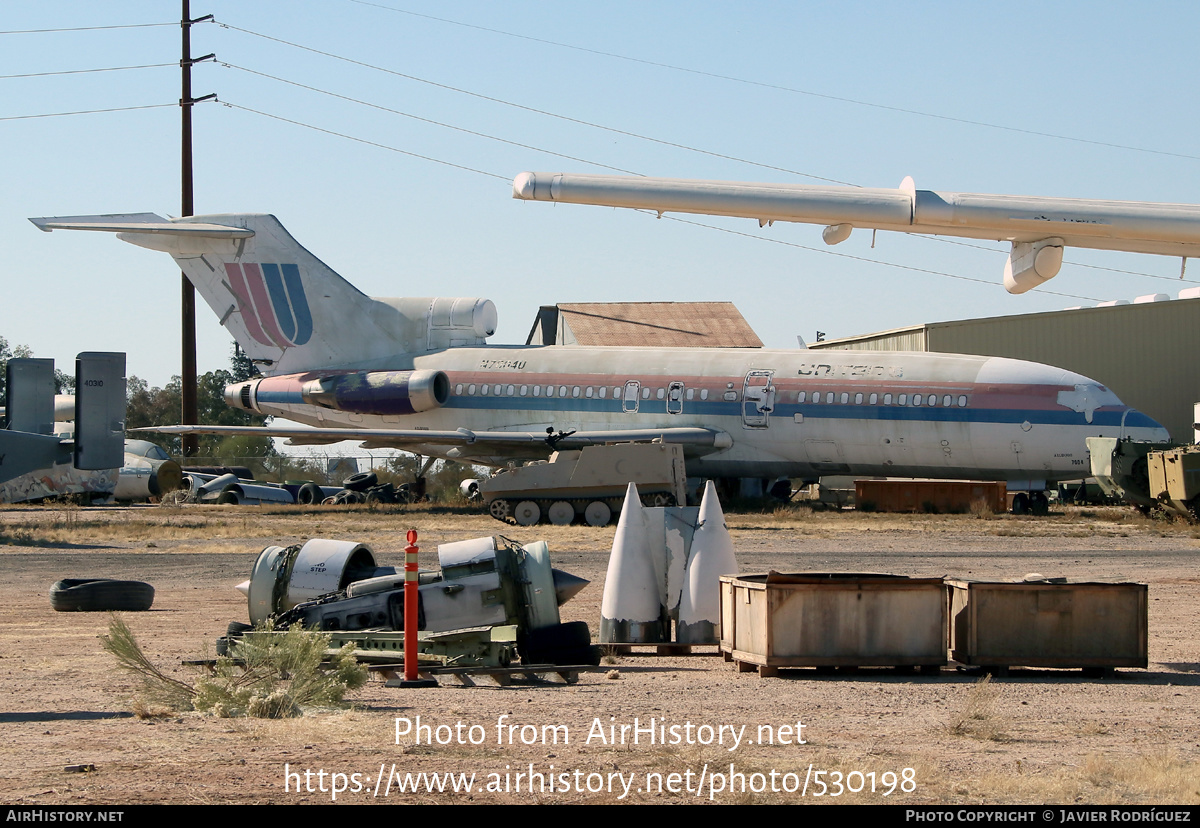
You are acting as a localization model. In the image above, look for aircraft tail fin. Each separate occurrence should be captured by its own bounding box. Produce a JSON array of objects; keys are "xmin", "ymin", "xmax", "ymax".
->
[
  {"xmin": 31, "ymin": 213, "xmax": 434, "ymax": 375},
  {"xmin": 0, "ymin": 353, "xmax": 125, "ymax": 479}
]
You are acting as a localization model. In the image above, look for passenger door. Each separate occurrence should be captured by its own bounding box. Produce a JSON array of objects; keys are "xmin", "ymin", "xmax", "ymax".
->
[{"xmin": 742, "ymin": 370, "xmax": 776, "ymax": 428}]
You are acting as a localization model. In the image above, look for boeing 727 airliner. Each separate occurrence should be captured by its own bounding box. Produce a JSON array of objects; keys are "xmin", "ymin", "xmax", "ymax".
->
[{"xmin": 31, "ymin": 212, "xmax": 1169, "ymax": 514}]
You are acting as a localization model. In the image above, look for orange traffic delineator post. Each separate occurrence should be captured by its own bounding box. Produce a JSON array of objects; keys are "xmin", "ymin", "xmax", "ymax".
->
[{"xmin": 399, "ymin": 529, "xmax": 438, "ymax": 688}]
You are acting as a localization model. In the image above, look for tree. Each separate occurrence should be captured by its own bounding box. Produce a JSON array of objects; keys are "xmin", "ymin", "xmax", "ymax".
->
[
  {"xmin": 125, "ymin": 343, "xmax": 273, "ymax": 459},
  {"xmin": 0, "ymin": 339, "xmax": 73, "ymax": 429},
  {"xmin": 0, "ymin": 336, "xmax": 34, "ymax": 401},
  {"xmin": 229, "ymin": 343, "xmax": 257, "ymax": 383}
]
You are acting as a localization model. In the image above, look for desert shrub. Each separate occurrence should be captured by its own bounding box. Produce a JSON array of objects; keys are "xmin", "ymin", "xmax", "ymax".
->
[{"xmin": 100, "ymin": 615, "xmax": 367, "ymax": 718}]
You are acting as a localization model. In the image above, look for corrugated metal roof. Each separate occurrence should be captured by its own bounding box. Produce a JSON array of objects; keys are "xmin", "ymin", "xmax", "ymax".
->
[{"xmin": 554, "ymin": 302, "xmax": 763, "ymax": 348}]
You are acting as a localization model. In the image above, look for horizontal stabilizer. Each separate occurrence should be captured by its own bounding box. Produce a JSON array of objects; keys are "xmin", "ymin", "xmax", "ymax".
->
[
  {"xmin": 30, "ymin": 214, "xmax": 254, "ymax": 239},
  {"xmin": 0, "ymin": 430, "xmax": 72, "ymax": 479}
]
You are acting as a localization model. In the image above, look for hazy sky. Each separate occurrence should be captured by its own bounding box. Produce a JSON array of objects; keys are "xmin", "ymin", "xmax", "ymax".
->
[{"xmin": 4, "ymin": 2, "xmax": 1199, "ymax": 388}]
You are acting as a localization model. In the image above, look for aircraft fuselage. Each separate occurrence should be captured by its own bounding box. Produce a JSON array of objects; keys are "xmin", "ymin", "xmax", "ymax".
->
[{"xmin": 235, "ymin": 343, "xmax": 1167, "ymax": 485}]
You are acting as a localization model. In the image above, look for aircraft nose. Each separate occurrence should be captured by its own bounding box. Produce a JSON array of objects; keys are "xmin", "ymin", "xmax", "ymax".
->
[{"xmin": 1120, "ymin": 407, "xmax": 1171, "ymax": 442}]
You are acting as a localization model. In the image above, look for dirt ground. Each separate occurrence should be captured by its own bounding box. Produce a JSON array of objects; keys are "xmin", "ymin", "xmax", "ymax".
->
[{"xmin": 1, "ymin": 502, "xmax": 1197, "ymax": 805}]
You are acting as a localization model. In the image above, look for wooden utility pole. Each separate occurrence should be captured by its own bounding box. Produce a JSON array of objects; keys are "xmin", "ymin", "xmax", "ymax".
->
[{"xmin": 180, "ymin": 1, "xmax": 214, "ymax": 455}]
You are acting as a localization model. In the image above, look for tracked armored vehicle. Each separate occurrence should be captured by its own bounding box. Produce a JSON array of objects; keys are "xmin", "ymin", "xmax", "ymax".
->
[{"xmin": 465, "ymin": 442, "xmax": 687, "ymax": 527}]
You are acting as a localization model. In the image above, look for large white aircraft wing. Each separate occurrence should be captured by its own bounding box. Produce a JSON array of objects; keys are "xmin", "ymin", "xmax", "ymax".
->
[
  {"xmin": 136, "ymin": 424, "xmax": 732, "ymax": 458},
  {"xmin": 512, "ymin": 172, "xmax": 1200, "ymax": 294}
]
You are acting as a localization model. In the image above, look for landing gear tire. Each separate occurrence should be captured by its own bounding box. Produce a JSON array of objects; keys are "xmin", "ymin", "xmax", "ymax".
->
[
  {"xmin": 547, "ymin": 501, "xmax": 575, "ymax": 526},
  {"xmin": 584, "ymin": 501, "xmax": 612, "ymax": 527},
  {"xmin": 1011, "ymin": 492, "xmax": 1029, "ymax": 515},
  {"xmin": 514, "ymin": 500, "xmax": 541, "ymax": 526},
  {"xmin": 1030, "ymin": 491, "xmax": 1049, "ymax": 516},
  {"xmin": 489, "ymin": 499, "xmax": 513, "ymax": 524}
]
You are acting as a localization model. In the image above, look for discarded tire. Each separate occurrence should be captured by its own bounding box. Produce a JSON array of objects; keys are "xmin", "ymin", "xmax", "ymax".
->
[
  {"xmin": 520, "ymin": 621, "xmax": 600, "ymax": 666},
  {"xmin": 342, "ymin": 472, "xmax": 378, "ymax": 492},
  {"xmin": 226, "ymin": 621, "xmax": 253, "ymax": 637},
  {"xmin": 49, "ymin": 579, "xmax": 155, "ymax": 612},
  {"xmin": 296, "ymin": 483, "xmax": 323, "ymax": 505}
]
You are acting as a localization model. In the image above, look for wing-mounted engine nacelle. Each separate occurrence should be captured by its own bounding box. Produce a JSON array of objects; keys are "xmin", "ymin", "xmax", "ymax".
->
[
  {"xmin": 300, "ymin": 369, "xmax": 450, "ymax": 416},
  {"xmin": 225, "ymin": 369, "xmax": 450, "ymax": 416},
  {"xmin": 375, "ymin": 296, "xmax": 499, "ymax": 352}
]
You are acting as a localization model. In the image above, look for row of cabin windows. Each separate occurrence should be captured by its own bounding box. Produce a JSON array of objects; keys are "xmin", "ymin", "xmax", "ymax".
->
[
  {"xmin": 799, "ymin": 391, "xmax": 969, "ymax": 408},
  {"xmin": 450, "ymin": 383, "xmax": 967, "ymax": 409},
  {"xmin": 453, "ymin": 383, "xmax": 712, "ymax": 401}
]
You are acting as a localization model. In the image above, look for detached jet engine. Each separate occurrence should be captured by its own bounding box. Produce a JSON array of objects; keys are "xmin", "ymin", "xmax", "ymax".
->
[{"xmin": 234, "ymin": 535, "xmax": 596, "ymax": 665}]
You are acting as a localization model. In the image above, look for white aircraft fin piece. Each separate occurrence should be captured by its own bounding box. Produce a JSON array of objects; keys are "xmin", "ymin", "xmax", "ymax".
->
[
  {"xmin": 600, "ymin": 484, "xmax": 665, "ymax": 644},
  {"xmin": 677, "ymin": 480, "xmax": 738, "ymax": 645}
]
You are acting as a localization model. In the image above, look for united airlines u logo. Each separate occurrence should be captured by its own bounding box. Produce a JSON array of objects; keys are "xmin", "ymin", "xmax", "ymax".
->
[{"xmin": 224, "ymin": 263, "xmax": 314, "ymax": 348}]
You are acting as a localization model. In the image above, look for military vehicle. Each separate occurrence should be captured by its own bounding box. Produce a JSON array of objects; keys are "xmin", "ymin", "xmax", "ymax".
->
[
  {"xmin": 1087, "ymin": 436, "xmax": 1177, "ymax": 513},
  {"xmin": 463, "ymin": 442, "xmax": 687, "ymax": 526}
]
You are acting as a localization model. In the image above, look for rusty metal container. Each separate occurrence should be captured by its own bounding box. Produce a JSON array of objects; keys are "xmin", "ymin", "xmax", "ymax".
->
[
  {"xmin": 719, "ymin": 572, "xmax": 947, "ymax": 676},
  {"xmin": 855, "ymin": 480, "xmax": 1006, "ymax": 514},
  {"xmin": 947, "ymin": 579, "xmax": 1147, "ymax": 671}
]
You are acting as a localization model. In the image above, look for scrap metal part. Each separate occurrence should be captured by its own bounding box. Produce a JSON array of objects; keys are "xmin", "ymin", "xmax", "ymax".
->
[{"xmin": 232, "ymin": 535, "xmax": 597, "ymax": 666}]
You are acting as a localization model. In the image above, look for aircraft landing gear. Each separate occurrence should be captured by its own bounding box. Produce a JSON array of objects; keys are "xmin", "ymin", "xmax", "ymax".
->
[
  {"xmin": 1030, "ymin": 491, "xmax": 1050, "ymax": 515},
  {"xmin": 1011, "ymin": 491, "xmax": 1049, "ymax": 515}
]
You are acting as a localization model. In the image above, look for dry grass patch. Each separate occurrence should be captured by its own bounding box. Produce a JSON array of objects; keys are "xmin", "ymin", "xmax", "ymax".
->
[
  {"xmin": 963, "ymin": 752, "xmax": 1199, "ymax": 805},
  {"xmin": 950, "ymin": 675, "xmax": 1007, "ymax": 741}
]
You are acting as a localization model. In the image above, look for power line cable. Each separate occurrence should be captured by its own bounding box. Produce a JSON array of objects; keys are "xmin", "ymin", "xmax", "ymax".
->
[
  {"xmin": 0, "ymin": 102, "xmax": 176, "ymax": 121},
  {"xmin": 0, "ymin": 63, "xmax": 175, "ymax": 80},
  {"xmin": 219, "ymin": 61, "xmax": 642, "ymax": 175},
  {"xmin": 221, "ymin": 96, "xmax": 1157, "ymax": 300},
  {"xmin": 216, "ymin": 20, "xmax": 1199, "ymax": 286},
  {"xmin": 348, "ymin": 0, "xmax": 1200, "ymax": 163},
  {"xmin": 225, "ymin": 93, "xmax": 1101, "ymax": 298},
  {"xmin": 214, "ymin": 20, "xmax": 854, "ymax": 186},
  {"xmin": 0, "ymin": 22, "xmax": 177, "ymax": 35},
  {"xmin": 213, "ymin": 20, "xmax": 1184, "ymax": 295},
  {"xmin": 220, "ymin": 100, "xmax": 509, "ymax": 181}
]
